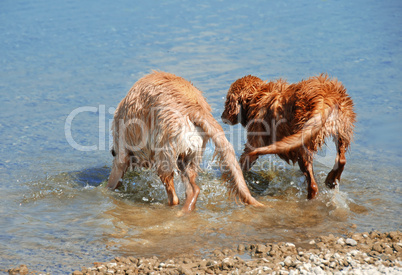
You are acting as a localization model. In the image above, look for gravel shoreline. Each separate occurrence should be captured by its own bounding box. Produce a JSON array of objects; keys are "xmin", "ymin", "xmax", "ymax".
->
[{"xmin": 9, "ymin": 231, "xmax": 402, "ymax": 274}]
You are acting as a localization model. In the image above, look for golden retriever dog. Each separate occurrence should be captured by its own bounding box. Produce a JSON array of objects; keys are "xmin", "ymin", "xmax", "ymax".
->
[
  {"xmin": 221, "ymin": 74, "xmax": 356, "ymax": 199},
  {"xmin": 107, "ymin": 71, "xmax": 262, "ymax": 212}
]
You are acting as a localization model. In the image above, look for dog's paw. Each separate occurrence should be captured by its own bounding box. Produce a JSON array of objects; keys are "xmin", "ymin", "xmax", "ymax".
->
[{"xmin": 325, "ymin": 178, "xmax": 339, "ymax": 189}]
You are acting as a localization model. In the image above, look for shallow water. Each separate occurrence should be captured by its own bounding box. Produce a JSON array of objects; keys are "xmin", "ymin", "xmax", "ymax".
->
[{"xmin": 1, "ymin": 0, "xmax": 401, "ymax": 273}]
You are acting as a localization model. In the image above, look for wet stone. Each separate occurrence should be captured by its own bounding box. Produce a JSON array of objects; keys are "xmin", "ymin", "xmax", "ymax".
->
[
  {"xmin": 256, "ymin": 244, "xmax": 268, "ymax": 253},
  {"xmin": 8, "ymin": 265, "xmax": 29, "ymax": 275},
  {"xmin": 372, "ymin": 242, "xmax": 383, "ymax": 253},
  {"xmin": 128, "ymin": 256, "xmax": 138, "ymax": 264},
  {"xmin": 370, "ymin": 231, "xmax": 380, "ymax": 239},
  {"xmin": 388, "ymin": 231, "xmax": 400, "ymax": 241},
  {"xmin": 393, "ymin": 243, "xmax": 402, "ymax": 252},
  {"xmin": 221, "ymin": 257, "xmax": 234, "ymax": 270},
  {"xmin": 178, "ymin": 265, "xmax": 193, "ymax": 275},
  {"xmin": 237, "ymin": 244, "xmax": 245, "ymax": 252}
]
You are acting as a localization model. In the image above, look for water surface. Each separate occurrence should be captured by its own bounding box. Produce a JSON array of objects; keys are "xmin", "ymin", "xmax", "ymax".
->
[{"xmin": 1, "ymin": 0, "xmax": 401, "ymax": 273}]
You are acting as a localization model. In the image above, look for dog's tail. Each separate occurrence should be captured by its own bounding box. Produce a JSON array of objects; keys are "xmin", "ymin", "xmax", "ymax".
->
[
  {"xmin": 192, "ymin": 112, "xmax": 264, "ymax": 207},
  {"xmin": 248, "ymin": 106, "xmax": 334, "ymax": 157}
]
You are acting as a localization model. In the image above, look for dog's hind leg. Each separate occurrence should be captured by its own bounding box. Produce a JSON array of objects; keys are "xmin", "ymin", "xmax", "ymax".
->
[
  {"xmin": 240, "ymin": 148, "xmax": 259, "ymax": 171},
  {"xmin": 298, "ymin": 154, "xmax": 318, "ymax": 199},
  {"xmin": 325, "ymin": 139, "xmax": 346, "ymax": 189},
  {"xmin": 180, "ymin": 164, "xmax": 200, "ymax": 213},
  {"xmin": 177, "ymin": 156, "xmax": 200, "ymax": 212},
  {"xmin": 160, "ymin": 173, "xmax": 179, "ymax": 206}
]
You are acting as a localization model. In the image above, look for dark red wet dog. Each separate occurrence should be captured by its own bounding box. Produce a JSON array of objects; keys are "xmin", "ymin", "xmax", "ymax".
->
[{"xmin": 221, "ymin": 74, "xmax": 356, "ymax": 199}]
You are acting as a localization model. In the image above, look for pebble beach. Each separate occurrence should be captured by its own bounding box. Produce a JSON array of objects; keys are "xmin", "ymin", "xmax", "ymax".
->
[{"xmin": 9, "ymin": 230, "xmax": 401, "ymax": 274}]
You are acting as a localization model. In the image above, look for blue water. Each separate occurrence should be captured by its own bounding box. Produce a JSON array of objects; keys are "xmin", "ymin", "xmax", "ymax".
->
[{"xmin": 1, "ymin": 0, "xmax": 401, "ymax": 273}]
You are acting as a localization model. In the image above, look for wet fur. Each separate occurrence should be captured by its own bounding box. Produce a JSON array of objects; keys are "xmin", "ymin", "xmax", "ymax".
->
[
  {"xmin": 221, "ymin": 74, "xmax": 356, "ymax": 199},
  {"xmin": 108, "ymin": 71, "xmax": 262, "ymax": 212}
]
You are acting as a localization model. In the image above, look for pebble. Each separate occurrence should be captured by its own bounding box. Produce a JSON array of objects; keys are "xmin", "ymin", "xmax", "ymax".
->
[
  {"xmin": 283, "ymin": 256, "xmax": 294, "ymax": 267},
  {"xmin": 337, "ymin": 238, "xmax": 345, "ymax": 245},
  {"xmin": 8, "ymin": 265, "xmax": 29, "ymax": 275},
  {"xmin": 256, "ymin": 244, "xmax": 267, "ymax": 253},
  {"xmin": 345, "ymin": 238, "xmax": 358, "ymax": 246}
]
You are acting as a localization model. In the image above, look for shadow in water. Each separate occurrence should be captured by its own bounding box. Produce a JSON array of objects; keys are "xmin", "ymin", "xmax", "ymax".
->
[{"xmin": 69, "ymin": 166, "xmax": 111, "ymax": 187}]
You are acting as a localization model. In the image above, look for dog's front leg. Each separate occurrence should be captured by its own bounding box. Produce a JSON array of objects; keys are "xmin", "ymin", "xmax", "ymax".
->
[{"xmin": 160, "ymin": 173, "xmax": 179, "ymax": 206}]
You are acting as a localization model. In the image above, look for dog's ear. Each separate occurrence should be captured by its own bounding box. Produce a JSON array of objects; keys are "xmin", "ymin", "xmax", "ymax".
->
[{"xmin": 221, "ymin": 89, "xmax": 241, "ymax": 125}]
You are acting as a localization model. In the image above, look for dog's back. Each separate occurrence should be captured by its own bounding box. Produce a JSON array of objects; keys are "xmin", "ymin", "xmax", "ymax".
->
[
  {"xmin": 111, "ymin": 71, "xmax": 209, "ymax": 173},
  {"xmin": 251, "ymin": 75, "xmax": 355, "ymax": 157},
  {"xmin": 284, "ymin": 74, "xmax": 355, "ymax": 153}
]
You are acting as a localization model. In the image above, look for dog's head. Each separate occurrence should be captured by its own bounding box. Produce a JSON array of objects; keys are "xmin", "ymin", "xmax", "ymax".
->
[{"xmin": 221, "ymin": 75, "xmax": 264, "ymax": 126}]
